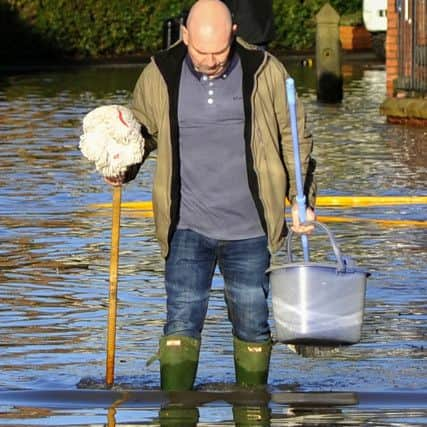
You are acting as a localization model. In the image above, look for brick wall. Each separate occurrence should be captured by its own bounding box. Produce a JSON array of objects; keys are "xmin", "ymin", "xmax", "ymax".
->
[{"xmin": 386, "ymin": 0, "xmax": 399, "ymax": 96}]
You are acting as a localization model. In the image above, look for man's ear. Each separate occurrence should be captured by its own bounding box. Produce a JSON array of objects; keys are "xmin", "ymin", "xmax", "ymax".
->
[{"xmin": 181, "ymin": 25, "xmax": 189, "ymax": 45}]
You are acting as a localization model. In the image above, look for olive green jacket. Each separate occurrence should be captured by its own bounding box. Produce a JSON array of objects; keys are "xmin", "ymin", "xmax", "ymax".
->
[{"xmin": 131, "ymin": 39, "xmax": 316, "ymax": 258}]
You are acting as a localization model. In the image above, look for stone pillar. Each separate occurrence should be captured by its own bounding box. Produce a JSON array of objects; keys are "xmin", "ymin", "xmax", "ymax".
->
[
  {"xmin": 386, "ymin": 0, "xmax": 399, "ymax": 96},
  {"xmin": 315, "ymin": 3, "xmax": 343, "ymax": 102}
]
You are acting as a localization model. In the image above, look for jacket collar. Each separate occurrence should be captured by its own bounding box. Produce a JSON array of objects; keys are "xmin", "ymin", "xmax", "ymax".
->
[{"xmin": 152, "ymin": 42, "xmax": 187, "ymax": 86}]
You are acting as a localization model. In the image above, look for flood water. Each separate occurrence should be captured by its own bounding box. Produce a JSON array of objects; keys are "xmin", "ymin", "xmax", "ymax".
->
[{"xmin": 0, "ymin": 57, "xmax": 426, "ymax": 426}]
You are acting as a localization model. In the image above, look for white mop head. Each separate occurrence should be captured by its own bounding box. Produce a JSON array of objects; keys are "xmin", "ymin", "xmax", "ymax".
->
[{"xmin": 79, "ymin": 105, "xmax": 145, "ymax": 178}]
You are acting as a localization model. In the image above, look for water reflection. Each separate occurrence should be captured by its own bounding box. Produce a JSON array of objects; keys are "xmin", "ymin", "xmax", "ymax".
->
[
  {"xmin": 0, "ymin": 60, "xmax": 426, "ymax": 425},
  {"xmin": 1, "ymin": 389, "xmax": 426, "ymax": 425}
]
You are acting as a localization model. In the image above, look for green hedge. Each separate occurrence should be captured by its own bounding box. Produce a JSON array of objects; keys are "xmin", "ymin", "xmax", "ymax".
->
[
  {"xmin": 4, "ymin": 0, "xmax": 194, "ymax": 58},
  {"xmin": 3, "ymin": 0, "xmax": 362, "ymax": 59}
]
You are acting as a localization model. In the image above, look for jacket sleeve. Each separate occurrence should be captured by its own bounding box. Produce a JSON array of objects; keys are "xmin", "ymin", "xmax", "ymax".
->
[
  {"xmin": 118, "ymin": 62, "xmax": 159, "ymax": 183},
  {"xmin": 271, "ymin": 59, "xmax": 317, "ymax": 209},
  {"xmin": 131, "ymin": 61, "xmax": 160, "ymax": 162}
]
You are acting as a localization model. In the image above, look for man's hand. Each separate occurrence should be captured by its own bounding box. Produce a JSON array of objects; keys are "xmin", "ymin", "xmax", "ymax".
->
[
  {"xmin": 291, "ymin": 204, "xmax": 316, "ymax": 234},
  {"xmin": 103, "ymin": 163, "xmax": 142, "ymax": 187},
  {"xmin": 104, "ymin": 173, "xmax": 125, "ymax": 187}
]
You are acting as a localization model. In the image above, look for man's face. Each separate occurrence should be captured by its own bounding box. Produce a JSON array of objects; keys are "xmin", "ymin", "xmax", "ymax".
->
[{"xmin": 182, "ymin": 25, "xmax": 235, "ymax": 78}]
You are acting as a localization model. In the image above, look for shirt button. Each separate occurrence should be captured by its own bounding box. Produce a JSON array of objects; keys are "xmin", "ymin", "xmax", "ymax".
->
[
  {"xmin": 202, "ymin": 75, "xmax": 208, "ymax": 81},
  {"xmin": 208, "ymin": 90, "xmax": 214, "ymax": 95},
  {"xmin": 207, "ymin": 98, "xmax": 214, "ymax": 104},
  {"xmin": 209, "ymin": 82, "xmax": 214, "ymax": 86}
]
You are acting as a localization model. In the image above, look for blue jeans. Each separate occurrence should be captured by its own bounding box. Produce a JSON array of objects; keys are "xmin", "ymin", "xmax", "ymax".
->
[{"xmin": 164, "ymin": 229, "xmax": 271, "ymax": 342}]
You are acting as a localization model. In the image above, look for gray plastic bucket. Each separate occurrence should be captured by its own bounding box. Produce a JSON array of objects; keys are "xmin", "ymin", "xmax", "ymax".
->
[{"xmin": 269, "ymin": 222, "xmax": 369, "ymax": 345}]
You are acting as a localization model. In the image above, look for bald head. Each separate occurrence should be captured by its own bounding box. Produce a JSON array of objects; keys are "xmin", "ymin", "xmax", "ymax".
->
[
  {"xmin": 182, "ymin": 0, "xmax": 236, "ymax": 78},
  {"xmin": 186, "ymin": 0, "xmax": 233, "ymax": 43}
]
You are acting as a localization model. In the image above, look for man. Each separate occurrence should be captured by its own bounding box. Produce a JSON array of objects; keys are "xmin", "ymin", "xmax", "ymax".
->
[{"xmin": 107, "ymin": 0, "xmax": 316, "ymax": 391}]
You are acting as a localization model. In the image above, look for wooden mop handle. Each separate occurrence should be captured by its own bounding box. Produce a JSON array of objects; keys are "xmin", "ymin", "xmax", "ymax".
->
[{"xmin": 106, "ymin": 185, "xmax": 122, "ymax": 388}]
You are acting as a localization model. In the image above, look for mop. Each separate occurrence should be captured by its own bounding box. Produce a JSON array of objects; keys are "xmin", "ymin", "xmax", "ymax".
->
[{"xmin": 79, "ymin": 104, "xmax": 145, "ymax": 386}]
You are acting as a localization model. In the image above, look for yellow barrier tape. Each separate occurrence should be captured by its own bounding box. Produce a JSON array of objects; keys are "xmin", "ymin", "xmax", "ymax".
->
[
  {"xmin": 91, "ymin": 196, "xmax": 427, "ymax": 210},
  {"xmin": 315, "ymin": 215, "xmax": 426, "ymax": 228},
  {"xmin": 315, "ymin": 196, "xmax": 427, "ymax": 207},
  {"xmin": 84, "ymin": 209, "xmax": 426, "ymax": 227}
]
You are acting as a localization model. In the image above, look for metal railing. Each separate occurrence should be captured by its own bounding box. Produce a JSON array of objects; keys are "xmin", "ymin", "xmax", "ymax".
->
[{"xmin": 396, "ymin": 0, "xmax": 427, "ymax": 93}]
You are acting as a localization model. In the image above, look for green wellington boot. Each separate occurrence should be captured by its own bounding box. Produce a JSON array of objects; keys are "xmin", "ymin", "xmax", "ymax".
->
[
  {"xmin": 233, "ymin": 336, "xmax": 272, "ymax": 387},
  {"xmin": 158, "ymin": 405, "xmax": 199, "ymax": 427},
  {"xmin": 232, "ymin": 405, "xmax": 271, "ymax": 427},
  {"xmin": 159, "ymin": 335, "xmax": 201, "ymax": 391}
]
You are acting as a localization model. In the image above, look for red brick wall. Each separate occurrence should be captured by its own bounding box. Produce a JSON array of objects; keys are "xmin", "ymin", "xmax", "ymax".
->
[
  {"xmin": 339, "ymin": 26, "xmax": 372, "ymax": 50},
  {"xmin": 386, "ymin": 0, "xmax": 399, "ymax": 96}
]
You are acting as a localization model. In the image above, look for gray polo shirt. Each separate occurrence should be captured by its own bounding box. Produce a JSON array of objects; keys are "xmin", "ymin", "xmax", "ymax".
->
[{"xmin": 177, "ymin": 53, "xmax": 264, "ymax": 240}]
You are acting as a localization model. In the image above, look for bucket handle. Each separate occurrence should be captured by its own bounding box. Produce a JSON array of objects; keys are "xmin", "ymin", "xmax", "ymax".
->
[{"xmin": 287, "ymin": 221, "xmax": 346, "ymax": 273}]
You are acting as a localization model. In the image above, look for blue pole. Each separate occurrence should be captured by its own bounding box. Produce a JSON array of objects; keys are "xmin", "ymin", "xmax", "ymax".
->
[{"xmin": 286, "ymin": 77, "xmax": 310, "ymax": 261}]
